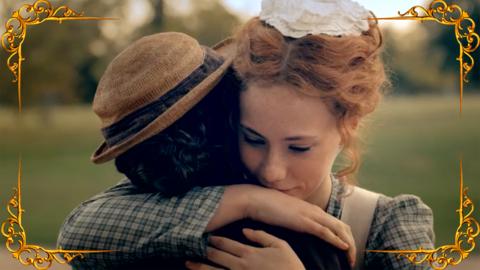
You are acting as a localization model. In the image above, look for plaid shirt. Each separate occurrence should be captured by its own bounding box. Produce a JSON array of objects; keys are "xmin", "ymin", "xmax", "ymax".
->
[
  {"xmin": 58, "ymin": 177, "xmax": 434, "ymax": 269},
  {"xmin": 327, "ymin": 177, "xmax": 435, "ymax": 270}
]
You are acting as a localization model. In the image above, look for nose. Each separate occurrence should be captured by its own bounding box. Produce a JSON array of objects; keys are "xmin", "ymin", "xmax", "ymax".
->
[{"xmin": 258, "ymin": 148, "xmax": 287, "ymax": 186}]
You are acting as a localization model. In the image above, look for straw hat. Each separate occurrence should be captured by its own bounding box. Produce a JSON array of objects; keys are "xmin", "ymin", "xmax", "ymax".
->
[{"xmin": 91, "ymin": 32, "xmax": 235, "ymax": 164}]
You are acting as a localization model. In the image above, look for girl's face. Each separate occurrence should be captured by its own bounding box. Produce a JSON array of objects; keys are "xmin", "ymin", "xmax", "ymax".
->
[{"xmin": 239, "ymin": 83, "xmax": 342, "ymax": 205}]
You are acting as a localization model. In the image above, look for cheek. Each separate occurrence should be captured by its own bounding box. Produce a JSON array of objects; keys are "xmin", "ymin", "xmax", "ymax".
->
[
  {"xmin": 238, "ymin": 141, "xmax": 262, "ymax": 173},
  {"xmin": 292, "ymin": 150, "xmax": 335, "ymax": 188},
  {"xmin": 295, "ymin": 159, "xmax": 326, "ymax": 183}
]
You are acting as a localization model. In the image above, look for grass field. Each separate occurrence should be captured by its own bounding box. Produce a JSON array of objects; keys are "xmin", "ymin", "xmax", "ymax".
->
[{"xmin": 0, "ymin": 95, "xmax": 479, "ymax": 256}]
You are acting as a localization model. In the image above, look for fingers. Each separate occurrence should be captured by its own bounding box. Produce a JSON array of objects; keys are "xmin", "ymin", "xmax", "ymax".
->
[
  {"xmin": 333, "ymin": 224, "xmax": 356, "ymax": 267},
  {"xmin": 205, "ymin": 246, "xmax": 242, "ymax": 269},
  {"xmin": 304, "ymin": 218, "xmax": 349, "ymax": 250},
  {"xmin": 242, "ymin": 228, "xmax": 284, "ymax": 248},
  {"xmin": 347, "ymin": 244, "xmax": 356, "ymax": 268},
  {"xmin": 311, "ymin": 211, "xmax": 353, "ymax": 247},
  {"xmin": 185, "ymin": 261, "xmax": 223, "ymax": 270},
  {"xmin": 310, "ymin": 214, "xmax": 356, "ymax": 267},
  {"xmin": 209, "ymin": 236, "xmax": 250, "ymax": 257}
]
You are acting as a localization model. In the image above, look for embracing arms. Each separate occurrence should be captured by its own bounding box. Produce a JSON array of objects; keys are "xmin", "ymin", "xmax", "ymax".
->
[
  {"xmin": 57, "ymin": 179, "xmax": 224, "ymax": 269},
  {"xmin": 58, "ymin": 179, "xmax": 354, "ymax": 269}
]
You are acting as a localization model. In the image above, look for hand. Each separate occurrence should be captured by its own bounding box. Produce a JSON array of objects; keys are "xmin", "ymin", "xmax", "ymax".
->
[
  {"xmin": 185, "ymin": 228, "xmax": 305, "ymax": 270},
  {"xmin": 246, "ymin": 187, "xmax": 356, "ymax": 267}
]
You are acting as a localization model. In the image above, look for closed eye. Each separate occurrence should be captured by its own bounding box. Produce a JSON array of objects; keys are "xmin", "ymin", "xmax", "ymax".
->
[
  {"xmin": 243, "ymin": 134, "xmax": 265, "ymax": 146},
  {"xmin": 289, "ymin": 146, "xmax": 311, "ymax": 152}
]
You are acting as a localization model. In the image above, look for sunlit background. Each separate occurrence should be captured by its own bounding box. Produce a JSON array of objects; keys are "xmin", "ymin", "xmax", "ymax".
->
[{"xmin": 0, "ymin": 0, "xmax": 479, "ymax": 269}]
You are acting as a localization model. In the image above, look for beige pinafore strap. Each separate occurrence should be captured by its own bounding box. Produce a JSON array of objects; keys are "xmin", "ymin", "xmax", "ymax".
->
[{"xmin": 340, "ymin": 186, "xmax": 380, "ymax": 270}]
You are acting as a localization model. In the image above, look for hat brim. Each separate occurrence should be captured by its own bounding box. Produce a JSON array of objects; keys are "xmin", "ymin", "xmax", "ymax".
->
[{"xmin": 91, "ymin": 38, "xmax": 235, "ymax": 164}]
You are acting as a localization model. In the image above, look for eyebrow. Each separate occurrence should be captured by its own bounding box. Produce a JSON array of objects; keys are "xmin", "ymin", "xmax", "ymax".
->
[{"xmin": 240, "ymin": 124, "xmax": 318, "ymax": 142}]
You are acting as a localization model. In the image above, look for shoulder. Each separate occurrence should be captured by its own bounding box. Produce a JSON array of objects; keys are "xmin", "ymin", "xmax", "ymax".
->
[
  {"xmin": 58, "ymin": 178, "xmax": 226, "ymax": 256},
  {"xmin": 376, "ymin": 194, "xmax": 433, "ymax": 220},
  {"xmin": 370, "ymin": 193, "xmax": 434, "ymax": 245},
  {"xmin": 342, "ymin": 187, "xmax": 434, "ymax": 246},
  {"xmin": 365, "ymin": 193, "xmax": 435, "ymax": 268}
]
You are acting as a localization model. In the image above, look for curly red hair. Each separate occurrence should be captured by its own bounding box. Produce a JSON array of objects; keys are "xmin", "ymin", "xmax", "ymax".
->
[{"xmin": 233, "ymin": 17, "xmax": 389, "ymax": 183}]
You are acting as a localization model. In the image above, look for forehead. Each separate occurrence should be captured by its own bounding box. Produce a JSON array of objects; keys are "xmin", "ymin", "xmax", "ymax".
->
[{"xmin": 240, "ymin": 83, "xmax": 337, "ymax": 132}]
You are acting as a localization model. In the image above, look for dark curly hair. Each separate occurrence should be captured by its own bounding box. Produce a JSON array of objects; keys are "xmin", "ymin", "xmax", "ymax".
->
[{"xmin": 114, "ymin": 68, "xmax": 248, "ymax": 196}]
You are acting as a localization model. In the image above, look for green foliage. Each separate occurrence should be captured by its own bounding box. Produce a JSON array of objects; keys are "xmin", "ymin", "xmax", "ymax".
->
[
  {"xmin": 424, "ymin": 0, "xmax": 479, "ymax": 88},
  {"xmin": 0, "ymin": 0, "xmax": 240, "ymax": 106},
  {"xmin": 383, "ymin": 0, "xmax": 479, "ymax": 95},
  {"xmin": 162, "ymin": 0, "xmax": 241, "ymax": 46},
  {"xmin": 2, "ymin": 0, "xmax": 476, "ymax": 105},
  {"xmin": 0, "ymin": 0, "xmax": 130, "ymax": 106}
]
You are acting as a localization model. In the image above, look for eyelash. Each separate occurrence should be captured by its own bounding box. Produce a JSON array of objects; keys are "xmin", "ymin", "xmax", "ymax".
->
[
  {"xmin": 243, "ymin": 135, "xmax": 265, "ymax": 146},
  {"xmin": 289, "ymin": 146, "xmax": 311, "ymax": 152},
  {"xmin": 243, "ymin": 135, "xmax": 311, "ymax": 153}
]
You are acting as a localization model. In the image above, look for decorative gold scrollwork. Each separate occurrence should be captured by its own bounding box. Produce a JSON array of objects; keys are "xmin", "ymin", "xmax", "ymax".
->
[
  {"xmin": 1, "ymin": 1, "xmax": 117, "ymax": 269},
  {"xmin": 1, "ymin": 0, "xmax": 115, "ymax": 111},
  {"xmin": 368, "ymin": 160, "xmax": 479, "ymax": 270},
  {"xmin": 367, "ymin": 1, "xmax": 479, "ymax": 268},
  {"xmin": 372, "ymin": 0, "xmax": 479, "ymax": 112},
  {"xmin": 1, "ymin": 0, "xmax": 478, "ymax": 269},
  {"xmin": 1, "ymin": 159, "xmax": 114, "ymax": 270}
]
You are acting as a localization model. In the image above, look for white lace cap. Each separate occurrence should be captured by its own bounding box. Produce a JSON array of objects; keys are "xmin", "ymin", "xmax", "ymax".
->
[{"xmin": 259, "ymin": 0, "xmax": 371, "ymax": 38}]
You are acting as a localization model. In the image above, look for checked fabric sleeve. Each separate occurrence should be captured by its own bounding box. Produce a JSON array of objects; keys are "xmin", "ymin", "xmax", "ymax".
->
[
  {"xmin": 328, "ymin": 176, "xmax": 435, "ymax": 270},
  {"xmin": 363, "ymin": 194, "xmax": 435, "ymax": 270},
  {"xmin": 57, "ymin": 179, "xmax": 225, "ymax": 269}
]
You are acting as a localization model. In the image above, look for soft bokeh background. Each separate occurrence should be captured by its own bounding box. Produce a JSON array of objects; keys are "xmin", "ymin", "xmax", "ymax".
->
[{"xmin": 1, "ymin": 0, "xmax": 479, "ymax": 268}]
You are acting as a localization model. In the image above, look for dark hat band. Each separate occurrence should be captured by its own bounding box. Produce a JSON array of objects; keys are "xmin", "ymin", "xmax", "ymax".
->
[{"xmin": 101, "ymin": 47, "xmax": 224, "ymax": 147}]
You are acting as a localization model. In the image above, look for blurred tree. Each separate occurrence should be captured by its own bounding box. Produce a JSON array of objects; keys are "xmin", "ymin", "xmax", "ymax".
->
[
  {"xmin": 138, "ymin": 0, "xmax": 164, "ymax": 35},
  {"xmin": 0, "ymin": 0, "xmax": 241, "ymax": 107},
  {"xmin": 421, "ymin": 0, "xmax": 479, "ymax": 91},
  {"xmin": 0, "ymin": 0, "xmax": 135, "ymax": 107},
  {"xmin": 162, "ymin": 0, "xmax": 241, "ymax": 46},
  {"xmin": 380, "ymin": 0, "xmax": 479, "ymax": 95},
  {"xmin": 382, "ymin": 26, "xmax": 456, "ymax": 95}
]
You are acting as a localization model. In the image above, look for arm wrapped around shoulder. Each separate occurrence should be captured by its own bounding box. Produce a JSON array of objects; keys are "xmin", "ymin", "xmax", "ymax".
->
[
  {"xmin": 365, "ymin": 194, "xmax": 435, "ymax": 270},
  {"xmin": 56, "ymin": 179, "xmax": 225, "ymax": 269}
]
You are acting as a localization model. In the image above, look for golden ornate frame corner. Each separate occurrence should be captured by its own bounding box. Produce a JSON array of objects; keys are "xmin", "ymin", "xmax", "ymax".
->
[
  {"xmin": 1, "ymin": 0, "xmax": 117, "ymax": 269},
  {"xmin": 2, "ymin": 0, "xmax": 116, "ymax": 112},
  {"xmin": 370, "ymin": 0, "xmax": 479, "ymax": 113},
  {"xmin": 367, "ymin": 1, "xmax": 480, "ymax": 269},
  {"xmin": 1, "ymin": 0, "xmax": 479, "ymax": 270}
]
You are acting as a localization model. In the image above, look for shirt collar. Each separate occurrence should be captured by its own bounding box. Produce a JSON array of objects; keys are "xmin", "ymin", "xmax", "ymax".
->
[{"xmin": 326, "ymin": 173, "xmax": 347, "ymax": 218}]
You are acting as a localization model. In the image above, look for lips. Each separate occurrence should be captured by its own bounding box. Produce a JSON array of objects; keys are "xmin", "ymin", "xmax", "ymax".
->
[{"xmin": 262, "ymin": 182, "xmax": 296, "ymax": 192}]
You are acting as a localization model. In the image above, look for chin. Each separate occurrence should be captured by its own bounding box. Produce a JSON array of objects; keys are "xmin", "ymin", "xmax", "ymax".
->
[{"xmin": 282, "ymin": 188, "xmax": 304, "ymax": 198}]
